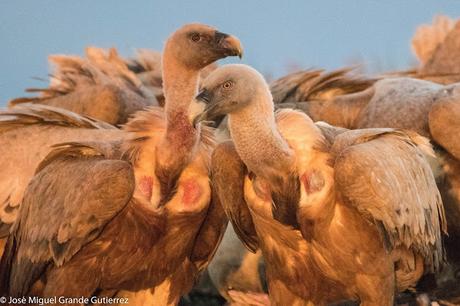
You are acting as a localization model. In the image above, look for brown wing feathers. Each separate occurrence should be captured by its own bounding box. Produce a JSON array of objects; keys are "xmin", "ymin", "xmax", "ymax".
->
[
  {"xmin": 189, "ymin": 186, "xmax": 228, "ymax": 272},
  {"xmin": 8, "ymin": 47, "xmax": 157, "ymax": 125},
  {"xmin": 332, "ymin": 129, "xmax": 446, "ymax": 271},
  {"xmin": 211, "ymin": 141, "xmax": 259, "ymax": 252},
  {"xmin": 270, "ymin": 173, "xmax": 301, "ymax": 230},
  {"xmin": 270, "ymin": 67, "xmax": 377, "ymax": 104},
  {"xmin": 0, "ymin": 104, "xmax": 116, "ymax": 132},
  {"xmin": 1, "ymin": 142, "xmax": 135, "ymax": 296}
]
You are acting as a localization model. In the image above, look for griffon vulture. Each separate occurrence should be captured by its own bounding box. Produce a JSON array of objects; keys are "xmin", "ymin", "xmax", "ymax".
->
[
  {"xmin": 194, "ymin": 64, "xmax": 446, "ymax": 305},
  {"xmin": 272, "ymin": 69, "xmax": 460, "ymax": 282},
  {"xmin": 0, "ymin": 23, "xmax": 243, "ymax": 305}
]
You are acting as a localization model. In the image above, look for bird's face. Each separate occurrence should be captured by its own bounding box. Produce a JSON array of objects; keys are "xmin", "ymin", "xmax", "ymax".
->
[
  {"xmin": 166, "ymin": 23, "xmax": 243, "ymax": 70},
  {"xmin": 193, "ymin": 64, "xmax": 267, "ymax": 125}
]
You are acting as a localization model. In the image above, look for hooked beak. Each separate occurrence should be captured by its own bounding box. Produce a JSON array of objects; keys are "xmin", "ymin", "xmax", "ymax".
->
[
  {"xmin": 193, "ymin": 89, "xmax": 221, "ymax": 127},
  {"xmin": 215, "ymin": 31, "xmax": 243, "ymax": 59}
]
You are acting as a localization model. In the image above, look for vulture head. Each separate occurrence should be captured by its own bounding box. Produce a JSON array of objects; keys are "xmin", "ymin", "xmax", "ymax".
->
[
  {"xmin": 194, "ymin": 64, "xmax": 271, "ymax": 123},
  {"xmin": 164, "ymin": 23, "xmax": 243, "ymax": 70}
]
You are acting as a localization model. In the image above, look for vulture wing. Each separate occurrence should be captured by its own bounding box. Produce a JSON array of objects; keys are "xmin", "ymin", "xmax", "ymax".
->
[
  {"xmin": 270, "ymin": 69, "xmax": 323, "ymax": 104},
  {"xmin": 0, "ymin": 103, "xmax": 115, "ymax": 131},
  {"xmin": 10, "ymin": 85, "xmax": 152, "ymax": 126},
  {"xmin": 189, "ymin": 184, "xmax": 228, "ymax": 272},
  {"xmin": 211, "ymin": 141, "xmax": 258, "ymax": 252},
  {"xmin": 331, "ymin": 128, "xmax": 446, "ymax": 272},
  {"xmin": 270, "ymin": 67, "xmax": 376, "ymax": 104},
  {"xmin": 0, "ymin": 104, "xmax": 121, "ymax": 234},
  {"xmin": 2, "ymin": 142, "xmax": 135, "ymax": 296},
  {"xmin": 429, "ymin": 96, "xmax": 460, "ymax": 160}
]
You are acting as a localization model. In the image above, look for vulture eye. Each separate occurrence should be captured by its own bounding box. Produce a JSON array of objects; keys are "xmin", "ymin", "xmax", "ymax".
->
[
  {"xmin": 190, "ymin": 33, "xmax": 201, "ymax": 42},
  {"xmin": 222, "ymin": 81, "xmax": 233, "ymax": 89}
]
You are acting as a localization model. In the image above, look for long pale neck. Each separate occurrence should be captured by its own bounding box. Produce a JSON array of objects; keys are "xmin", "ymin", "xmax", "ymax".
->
[
  {"xmin": 162, "ymin": 57, "xmax": 200, "ymax": 128},
  {"xmin": 153, "ymin": 51, "xmax": 201, "ymax": 202},
  {"xmin": 228, "ymin": 93, "xmax": 295, "ymax": 180}
]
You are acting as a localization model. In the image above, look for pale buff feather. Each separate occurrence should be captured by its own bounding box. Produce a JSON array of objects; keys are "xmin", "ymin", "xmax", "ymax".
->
[{"xmin": 411, "ymin": 15, "xmax": 455, "ymax": 65}]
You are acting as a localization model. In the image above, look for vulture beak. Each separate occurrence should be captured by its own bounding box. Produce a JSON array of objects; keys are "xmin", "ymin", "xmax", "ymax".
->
[
  {"xmin": 215, "ymin": 31, "xmax": 244, "ymax": 59},
  {"xmin": 193, "ymin": 89, "xmax": 220, "ymax": 127}
]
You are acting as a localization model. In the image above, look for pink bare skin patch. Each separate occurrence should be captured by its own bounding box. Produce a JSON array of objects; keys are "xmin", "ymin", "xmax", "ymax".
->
[
  {"xmin": 139, "ymin": 176, "xmax": 154, "ymax": 200},
  {"xmin": 182, "ymin": 179, "xmax": 202, "ymax": 207},
  {"xmin": 301, "ymin": 170, "xmax": 325, "ymax": 194}
]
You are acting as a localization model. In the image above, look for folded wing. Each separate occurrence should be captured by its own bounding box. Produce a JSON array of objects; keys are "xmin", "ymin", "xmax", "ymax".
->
[
  {"xmin": 2, "ymin": 142, "xmax": 135, "ymax": 296},
  {"xmin": 211, "ymin": 141, "xmax": 258, "ymax": 252},
  {"xmin": 332, "ymin": 129, "xmax": 446, "ymax": 272}
]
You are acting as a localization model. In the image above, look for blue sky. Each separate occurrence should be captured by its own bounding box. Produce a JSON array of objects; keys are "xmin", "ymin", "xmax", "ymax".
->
[{"xmin": 1, "ymin": 1, "xmax": 459, "ymax": 104}]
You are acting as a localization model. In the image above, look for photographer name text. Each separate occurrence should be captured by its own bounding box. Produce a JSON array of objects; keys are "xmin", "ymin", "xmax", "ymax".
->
[{"xmin": 1, "ymin": 296, "xmax": 129, "ymax": 305}]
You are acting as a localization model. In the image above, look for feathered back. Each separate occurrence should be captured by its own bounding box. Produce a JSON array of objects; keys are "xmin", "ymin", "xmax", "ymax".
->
[
  {"xmin": 0, "ymin": 104, "xmax": 116, "ymax": 133},
  {"xmin": 270, "ymin": 67, "xmax": 377, "ymax": 104}
]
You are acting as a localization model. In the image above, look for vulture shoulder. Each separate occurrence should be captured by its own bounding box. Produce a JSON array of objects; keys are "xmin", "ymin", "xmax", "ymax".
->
[
  {"xmin": 275, "ymin": 109, "xmax": 336, "ymax": 237},
  {"xmin": 331, "ymin": 128, "xmax": 446, "ymax": 271},
  {"xmin": 210, "ymin": 141, "xmax": 258, "ymax": 252},
  {"xmin": 1, "ymin": 141, "xmax": 135, "ymax": 296},
  {"xmin": 428, "ymin": 90, "xmax": 460, "ymax": 160}
]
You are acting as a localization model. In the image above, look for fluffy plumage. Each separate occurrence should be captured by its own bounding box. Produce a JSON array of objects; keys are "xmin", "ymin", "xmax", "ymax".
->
[{"xmin": 9, "ymin": 47, "xmax": 157, "ymax": 125}]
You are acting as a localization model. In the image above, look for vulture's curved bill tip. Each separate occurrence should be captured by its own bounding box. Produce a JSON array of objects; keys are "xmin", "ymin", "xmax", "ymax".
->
[{"xmin": 217, "ymin": 31, "xmax": 243, "ymax": 59}]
